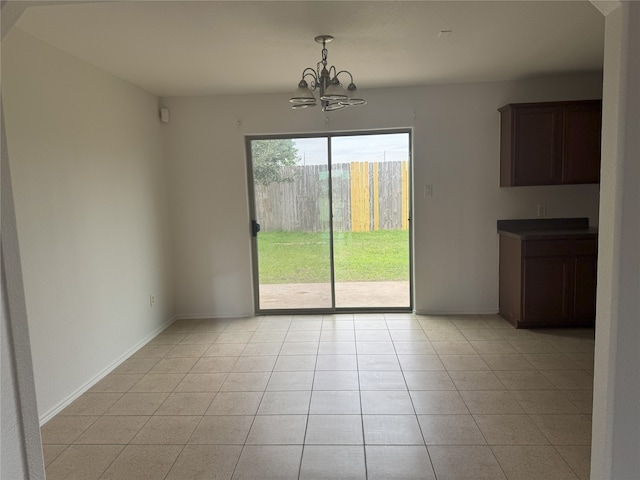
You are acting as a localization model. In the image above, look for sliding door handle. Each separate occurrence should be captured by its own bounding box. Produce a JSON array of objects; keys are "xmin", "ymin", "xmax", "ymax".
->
[{"xmin": 251, "ymin": 220, "xmax": 261, "ymax": 237}]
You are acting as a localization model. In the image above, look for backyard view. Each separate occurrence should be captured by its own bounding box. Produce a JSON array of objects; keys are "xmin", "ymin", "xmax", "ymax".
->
[
  {"xmin": 250, "ymin": 133, "xmax": 411, "ymax": 310},
  {"xmin": 258, "ymin": 230, "xmax": 410, "ymax": 283}
]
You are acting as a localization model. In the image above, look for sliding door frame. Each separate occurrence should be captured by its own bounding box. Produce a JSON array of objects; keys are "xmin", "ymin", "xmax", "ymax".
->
[{"xmin": 246, "ymin": 128, "xmax": 413, "ymax": 315}]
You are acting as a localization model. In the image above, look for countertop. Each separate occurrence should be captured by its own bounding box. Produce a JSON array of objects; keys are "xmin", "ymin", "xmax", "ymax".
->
[{"xmin": 497, "ymin": 218, "xmax": 598, "ymax": 240}]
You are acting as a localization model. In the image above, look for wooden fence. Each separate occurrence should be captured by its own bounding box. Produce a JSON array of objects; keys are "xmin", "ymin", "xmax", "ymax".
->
[{"xmin": 255, "ymin": 161, "xmax": 409, "ymax": 232}]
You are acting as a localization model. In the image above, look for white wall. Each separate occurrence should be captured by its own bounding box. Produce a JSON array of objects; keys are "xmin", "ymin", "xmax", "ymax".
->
[
  {"xmin": 592, "ymin": 2, "xmax": 640, "ymax": 478},
  {"xmin": 163, "ymin": 72, "xmax": 602, "ymax": 317},
  {"xmin": 2, "ymin": 28, "xmax": 174, "ymax": 420}
]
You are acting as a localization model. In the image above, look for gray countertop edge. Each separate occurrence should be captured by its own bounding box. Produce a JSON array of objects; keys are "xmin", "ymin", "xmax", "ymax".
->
[{"xmin": 497, "ymin": 227, "xmax": 598, "ymax": 240}]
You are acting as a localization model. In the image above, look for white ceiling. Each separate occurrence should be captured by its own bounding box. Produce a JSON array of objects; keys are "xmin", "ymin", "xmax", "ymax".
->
[{"xmin": 13, "ymin": 1, "xmax": 604, "ymax": 98}]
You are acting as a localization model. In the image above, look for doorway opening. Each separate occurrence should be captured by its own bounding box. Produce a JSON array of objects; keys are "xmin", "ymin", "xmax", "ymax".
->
[{"xmin": 247, "ymin": 131, "xmax": 412, "ymax": 313}]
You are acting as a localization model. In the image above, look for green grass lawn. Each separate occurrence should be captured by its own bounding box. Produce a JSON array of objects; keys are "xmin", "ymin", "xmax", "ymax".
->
[{"xmin": 257, "ymin": 230, "xmax": 410, "ymax": 284}]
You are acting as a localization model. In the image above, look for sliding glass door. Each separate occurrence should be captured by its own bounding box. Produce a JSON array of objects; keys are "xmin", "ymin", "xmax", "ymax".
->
[
  {"xmin": 247, "ymin": 131, "xmax": 411, "ymax": 312},
  {"xmin": 250, "ymin": 137, "xmax": 332, "ymax": 309}
]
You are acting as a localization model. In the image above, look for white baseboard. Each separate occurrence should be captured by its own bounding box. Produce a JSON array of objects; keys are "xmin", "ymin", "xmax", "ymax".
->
[
  {"xmin": 173, "ymin": 312, "xmax": 255, "ymax": 320},
  {"xmin": 39, "ymin": 315, "xmax": 178, "ymax": 425},
  {"xmin": 176, "ymin": 311, "xmax": 501, "ymax": 318},
  {"xmin": 413, "ymin": 309, "xmax": 499, "ymax": 316}
]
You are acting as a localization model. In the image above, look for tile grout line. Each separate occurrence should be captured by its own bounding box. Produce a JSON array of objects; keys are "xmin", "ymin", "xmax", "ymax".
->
[
  {"xmin": 229, "ymin": 317, "xmax": 277, "ymax": 480},
  {"xmin": 94, "ymin": 356, "xmax": 169, "ymax": 479},
  {"xmin": 162, "ymin": 320, "xmax": 222, "ymax": 479},
  {"xmin": 460, "ymin": 324, "xmax": 510, "ymax": 480},
  {"xmin": 83, "ymin": 344, "xmax": 171, "ymax": 479},
  {"xmin": 550, "ymin": 444, "xmax": 586, "ymax": 480},
  {"xmin": 388, "ymin": 313, "xmax": 438, "ymax": 480},
  {"xmin": 297, "ymin": 319, "xmax": 322, "ymax": 480},
  {"xmin": 509, "ymin": 331, "xmax": 593, "ymax": 450},
  {"xmin": 354, "ymin": 319, "xmax": 368, "ymax": 480}
]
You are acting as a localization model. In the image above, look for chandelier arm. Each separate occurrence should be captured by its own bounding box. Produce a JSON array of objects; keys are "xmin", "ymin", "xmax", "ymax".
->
[
  {"xmin": 300, "ymin": 68, "xmax": 319, "ymax": 90},
  {"xmin": 334, "ymin": 70, "xmax": 355, "ymax": 83},
  {"xmin": 301, "ymin": 67, "xmax": 319, "ymax": 81}
]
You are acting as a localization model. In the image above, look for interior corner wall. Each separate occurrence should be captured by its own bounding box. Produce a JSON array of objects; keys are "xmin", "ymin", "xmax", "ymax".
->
[
  {"xmin": 162, "ymin": 72, "xmax": 603, "ymax": 317},
  {"xmin": 1, "ymin": 28, "xmax": 174, "ymax": 419},
  {"xmin": 592, "ymin": 2, "xmax": 640, "ymax": 478}
]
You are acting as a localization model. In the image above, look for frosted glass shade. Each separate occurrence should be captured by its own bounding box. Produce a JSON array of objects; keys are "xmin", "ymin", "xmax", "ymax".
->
[
  {"xmin": 290, "ymin": 80, "xmax": 317, "ymax": 104},
  {"xmin": 320, "ymin": 79, "xmax": 348, "ymax": 101}
]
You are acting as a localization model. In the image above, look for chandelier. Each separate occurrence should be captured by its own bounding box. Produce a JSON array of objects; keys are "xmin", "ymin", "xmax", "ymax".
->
[{"xmin": 289, "ymin": 35, "xmax": 366, "ymax": 112}]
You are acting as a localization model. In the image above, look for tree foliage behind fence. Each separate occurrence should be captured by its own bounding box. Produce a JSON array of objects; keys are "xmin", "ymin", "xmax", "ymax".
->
[{"xmin": 255, "ymin": 161, "xmax": 409, "ymax": 233}]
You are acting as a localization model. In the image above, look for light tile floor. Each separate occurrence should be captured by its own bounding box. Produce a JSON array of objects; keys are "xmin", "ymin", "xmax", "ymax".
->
[{"xmin": 42, "ymin": 314, "xmax": 594, "ymax": 480}]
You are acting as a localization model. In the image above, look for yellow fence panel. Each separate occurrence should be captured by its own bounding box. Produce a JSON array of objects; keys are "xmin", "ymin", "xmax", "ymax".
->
[
  {"xmin": 350, "ymin": 162, "xmax": 371, "ymax": 232},
  {"xmin": 373, "ymin": 162, "xmax": 380, "ymax": 231}
]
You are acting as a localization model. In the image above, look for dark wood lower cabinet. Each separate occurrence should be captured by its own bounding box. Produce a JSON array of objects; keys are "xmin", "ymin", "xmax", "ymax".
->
[
  {"xmin": 573, "ymin": 254, "xmax": 598, "ymax": 321},
  {"xmin": 523, "ymin": 256, "xmax": 571, "ymax": 324},
  {"xmin": 499, "ymin": 235, "xmax": 597, "ymax": 328}
]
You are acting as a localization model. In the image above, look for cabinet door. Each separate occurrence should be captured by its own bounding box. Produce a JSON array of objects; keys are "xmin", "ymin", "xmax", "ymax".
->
[
  {"xmin": 523, "ymin": 256, "xmax": 571, "ymax": 324},
  {"xmin": 499, "ymin": 236, "xmax": 523, "ymax": 326},
  {"xmin": 573, "ymin": 255, "xmax": 597, "ymax": 323},
  {"xmin": 513, "ymin": 106, "xmax": 563, "ymax": 185},
  {"xmin": 563, "ymin": 102, "xmax": 602, "ymax": 184}
]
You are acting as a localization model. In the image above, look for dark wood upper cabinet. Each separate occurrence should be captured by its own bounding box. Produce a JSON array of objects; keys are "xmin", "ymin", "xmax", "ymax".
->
[
  {"xmin": 499, "ymin": 100, "xmax": 602, "ymax": 187},
  {"xmin": 562, "ymin": 102, "xmax": 603, "ymax": 184}
]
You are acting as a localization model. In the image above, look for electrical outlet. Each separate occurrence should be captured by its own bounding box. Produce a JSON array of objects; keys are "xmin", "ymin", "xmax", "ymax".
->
[
  {"xmin": 537, "ymin": 204, "xmax": 547, "ymax": 217},
  {"xmin": 150, "ymin": 295, "xmax": 155, "ymax": 307}
]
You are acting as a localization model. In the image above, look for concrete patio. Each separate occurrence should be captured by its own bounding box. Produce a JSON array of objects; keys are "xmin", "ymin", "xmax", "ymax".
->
[{"xmin": 259, "ymin": 281, "xmax": 411, "ymax": 310}]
